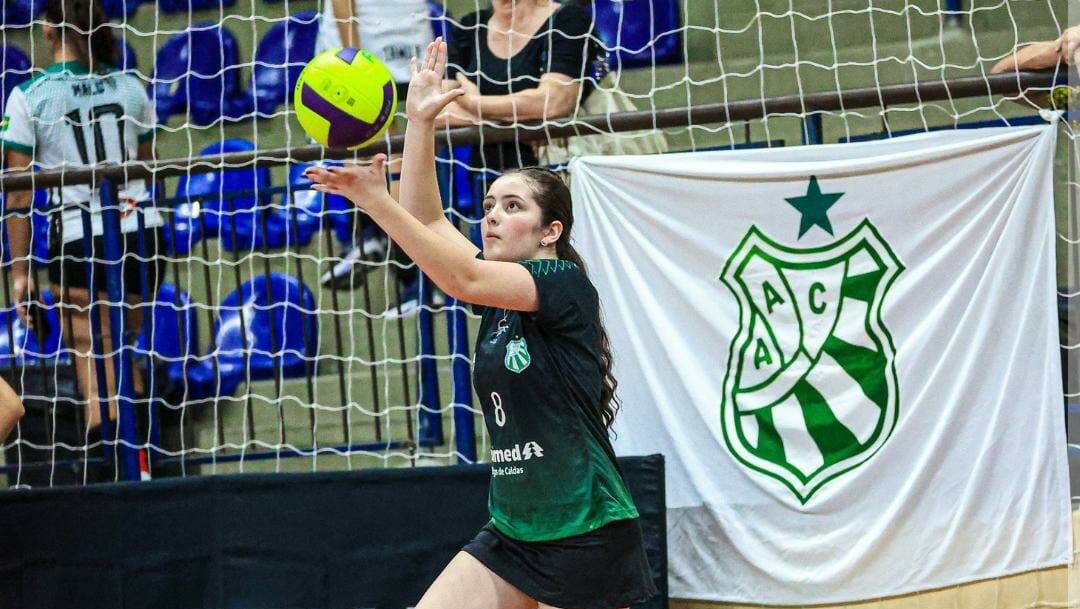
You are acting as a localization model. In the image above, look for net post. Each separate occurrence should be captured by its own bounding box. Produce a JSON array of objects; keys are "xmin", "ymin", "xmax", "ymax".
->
[
  {"xmin": 447, "ymin": 298, "xmax": 476, "ymax": 463},
  {"xmin": 99, "ymin": 179, "xmax": 140, "ymax": 482},
  {"xmin": 802, "ymin": 113, "xmax": 824, "ymax": 146},
  {"xmin": 417, "ymin": 273, "xmax": 443, "ymax": 447}
]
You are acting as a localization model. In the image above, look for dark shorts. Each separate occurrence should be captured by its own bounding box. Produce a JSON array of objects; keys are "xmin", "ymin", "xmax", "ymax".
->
[
  {"xmin": 48, "ymin": 227, "xmax": 167, "ymax": 297},
  {"xmin": 462, "ymin": 517, "xmax": 659, "ymax": 609}
]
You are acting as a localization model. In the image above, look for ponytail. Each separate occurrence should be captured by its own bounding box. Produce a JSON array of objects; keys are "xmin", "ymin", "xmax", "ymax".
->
[
  {"xmin": 512, "ymin": 167, "xmax": 622, "ymax": 431},
  {"xmin": 45, "ymin": 0, "xmax": 118, "ymax": 72},
  {"xmin": 557, "ymin": 241, "xmax": 620, "ymax": 431}
]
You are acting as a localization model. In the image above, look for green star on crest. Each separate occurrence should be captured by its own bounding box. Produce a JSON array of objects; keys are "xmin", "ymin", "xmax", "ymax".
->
[{"xmin": 785, "ymin": 176, "xmax": 845, "ymax": 239}]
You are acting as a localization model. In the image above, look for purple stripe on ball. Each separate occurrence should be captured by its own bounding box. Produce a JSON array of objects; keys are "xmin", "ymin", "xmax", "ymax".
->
[
  {"xmin": 301, "ymin": 81, "xmax": 395, "ymax": 149},
  {"xmin": 336, "ymin": 48, "xmax": 359, "ymax": 64}
]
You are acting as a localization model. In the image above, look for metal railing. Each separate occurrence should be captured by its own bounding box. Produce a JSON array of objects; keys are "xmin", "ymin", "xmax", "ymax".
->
[{"xmin": 0, "ymin": 70, "xmax": 1069, "ymax": 482}]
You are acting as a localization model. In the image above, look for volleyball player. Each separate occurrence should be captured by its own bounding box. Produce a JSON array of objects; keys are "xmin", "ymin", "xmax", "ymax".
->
[
  {"xmin": 304, "ymin": 38, "xmax": 656, "ymax": 609},
  {"xmin": 1, "ymin": 0, "xmax": 165, "ymax": 462}
]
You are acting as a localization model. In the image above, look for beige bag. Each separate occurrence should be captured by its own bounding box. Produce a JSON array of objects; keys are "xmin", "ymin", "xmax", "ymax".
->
[{"xmin": 537, "ymin": 76, "xmax": 670, "ymax": 164}]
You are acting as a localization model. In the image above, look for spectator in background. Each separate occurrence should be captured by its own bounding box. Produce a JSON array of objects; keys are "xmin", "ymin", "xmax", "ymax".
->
[
  {"xmin": 442, "ymin": 0, "xmax": 600, "ymax": 170},
  {"xmin": 991, "ymin": 24, "xmax": 1079, "ymax": 107},
  {"xmin": 316, "ymin": 0, "xmax": 433, "ymax": 313},
  {"xmin": 1, "ymin": 0, "xmax": 164, "ymax": 475},
  {"xmin": 0, "ymin": 377, "xmax": 24, "ymax": 443}
]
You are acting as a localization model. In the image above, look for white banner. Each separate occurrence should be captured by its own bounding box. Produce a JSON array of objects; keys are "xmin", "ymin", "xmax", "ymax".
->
[{"xmin": 570, "ymin": 123, "xmax": 1071, "ymax": 604}]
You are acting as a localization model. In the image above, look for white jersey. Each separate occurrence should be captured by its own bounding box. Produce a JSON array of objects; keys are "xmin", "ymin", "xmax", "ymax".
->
[
  {"xmin": 315, "ymin": 0, "xmax": 433, "ymax": 84},
  {"xmin": 0, "ymin": 61, "xmax": 162, "ymax": 244}
]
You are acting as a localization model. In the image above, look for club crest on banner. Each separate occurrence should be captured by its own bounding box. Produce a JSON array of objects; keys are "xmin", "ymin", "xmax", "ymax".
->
[{"xmin": 719, "ymin": 218, "xmax": 903, "ymax": 503}]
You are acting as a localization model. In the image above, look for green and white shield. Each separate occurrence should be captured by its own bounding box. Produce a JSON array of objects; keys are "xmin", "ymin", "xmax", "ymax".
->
[
  {"xmin": 719, "ymin": 219, "xmax": 903, "ymax": 503},
  {"xmin": 505, "ymin": 337, "xmax": 531, "ymax": 374}
]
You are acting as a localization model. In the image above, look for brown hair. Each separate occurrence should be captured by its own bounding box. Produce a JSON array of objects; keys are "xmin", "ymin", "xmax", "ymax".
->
[
  {"xmin": 510, "ymin": 166, "xmax": 621, "ymax": 430},
  {"xmin": 44, "ymin": 0, "xmax": 118, "ymax": 72}
]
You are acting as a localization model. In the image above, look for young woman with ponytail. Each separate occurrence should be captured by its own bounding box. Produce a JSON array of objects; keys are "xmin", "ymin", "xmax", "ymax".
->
[
  {"xmin": 1, "ymin": 0, "xmax": 163, "ymax": 477},
  {"xmin": 304, "ymin": 38, "xmax": 655, "ymax": 609}
]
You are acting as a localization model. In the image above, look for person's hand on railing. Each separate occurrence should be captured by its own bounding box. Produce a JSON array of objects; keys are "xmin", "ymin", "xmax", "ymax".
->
[
  {"xmin": 1058, "ymin": 25, "xmax": 1080, "ymax": 69},
  {"xmin": 453, "ymin": 73, "xmax": 482, "ymax": 114},
  {"xmin": 405, "ymin": 37, "xmax": 464, "ymax": 125}
]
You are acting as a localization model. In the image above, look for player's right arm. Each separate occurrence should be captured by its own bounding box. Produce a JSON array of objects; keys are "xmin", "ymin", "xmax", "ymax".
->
[
  {"xmin": 330, "ymin": 0, "xmax": 360, "ymax": 48},
  {"xmin": 398, "ymin": 37, "xmax": 478, "ymax": 256},
  {"xmin": 1, "ymin": 88, "xmax": 37, "ymax": 327}
]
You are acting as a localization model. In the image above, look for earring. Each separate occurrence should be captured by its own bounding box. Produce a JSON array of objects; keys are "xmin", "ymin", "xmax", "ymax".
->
[{"xmin": 539, "ymin": 240, "xmax": 548, "ymax": 247}]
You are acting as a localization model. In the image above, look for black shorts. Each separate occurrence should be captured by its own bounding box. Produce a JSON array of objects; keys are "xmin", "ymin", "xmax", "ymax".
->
[
  {"xmin": 48, "ymin": 227, "xmax": 167, "ymax": 297},
  {"xmin": 462, "ymin": 517, "xmax": 659, "ymax": 609}
]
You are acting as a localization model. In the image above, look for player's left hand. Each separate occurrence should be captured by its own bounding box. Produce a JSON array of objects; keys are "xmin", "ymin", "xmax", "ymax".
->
[{"xmin": 303, "ymin": 155, "xmax": 393, "ymax": 211}]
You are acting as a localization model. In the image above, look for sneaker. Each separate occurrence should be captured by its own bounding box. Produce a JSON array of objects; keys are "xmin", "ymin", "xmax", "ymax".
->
[
  {"xmin": 383, "ymin": 281, "xmax": 448, "ymax": 319},
  {"xmin": 384, "ymin": 280, "xmax": 421, "ymax": 319},
  {"xmin": 320, "ymin": 246, "xmax": 372, "ymax": 290}
]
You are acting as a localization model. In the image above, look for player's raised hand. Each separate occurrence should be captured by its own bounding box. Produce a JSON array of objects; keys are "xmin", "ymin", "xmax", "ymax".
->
[
  {"xmin": 406, "ymin": 37, "xmax": 463, "ymax": 123},
  {"xmin": 304, "ymin": 155, "xmax": 394, "ymax": 210}
]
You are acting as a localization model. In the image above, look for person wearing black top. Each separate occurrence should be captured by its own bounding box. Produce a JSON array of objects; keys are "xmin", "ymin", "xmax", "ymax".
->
[
  {"xmin": 441, "ymin": 0, "xmax": 597, "ymax": 169},
  {"xmin": 305, "ymin": 38, "xmax": 655, "ymax": 609}
]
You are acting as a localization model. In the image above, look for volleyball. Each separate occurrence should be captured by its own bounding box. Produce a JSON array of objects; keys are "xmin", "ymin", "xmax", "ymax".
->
[{"xmin": 293, "ymin": 47, "xmax": 397, "ymax": 150}]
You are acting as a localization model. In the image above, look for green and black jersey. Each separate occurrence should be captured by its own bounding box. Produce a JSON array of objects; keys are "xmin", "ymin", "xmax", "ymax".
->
[{"xmin": 472, "ymin": 258, "xmax": 639, "ymax": 542}]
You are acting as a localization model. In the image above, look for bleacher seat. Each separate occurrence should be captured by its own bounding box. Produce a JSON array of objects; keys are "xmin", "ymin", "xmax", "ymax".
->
[
  {"xmin": 150, "ymin": 23, "xmax": 246, "ymax": 125},
  {"xmin": 1, "ymin": 45, "xmax": 32, "ymax": 120},
  {"xmin": 428, "ymin": 0, "xmax": 451, "ymax": 42},
  {"xmin": 185, "ymin": 273, "xmax": 318, "ymax": 400},
  {"xmin": 242, "ymin": 11, "xmax": 319, "ymax": 117},
  {"xmin": 1, "ymin": 0, "xmax": 44, "ymax": 27},
  {"xmin": 592, "ymin": 0, "xmax": 682, "ymax": 70},
  {"xmin": 172, "ymin": 138, "xmax": 270, "ymax": 249},
  {"xmin": 159, "ymin": 0, "xmax": 236, "ymax": 13},
  {"xmin": 289, "ymin": 162, "xmax": 352, "ymax": 245},
  {"xmin": 0, "ymin": 290, "xmax": 64, "ymax": 365},
  {"xmin": 135, "ymin": 283, "xmax": 198, "ymax": 386},
  {"xmin": 102, "ymin": 0, "xmax": 140, "ymax": 19}
]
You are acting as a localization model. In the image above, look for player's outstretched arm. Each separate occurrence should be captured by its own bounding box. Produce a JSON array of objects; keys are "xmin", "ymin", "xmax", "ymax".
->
[
  {"xmin": 305, "ymin": 155, "xmax": 539, "ymax": 312},
  {"xmin": 398, "ymin": 37, "xmax": 477, "ymax": 256}
]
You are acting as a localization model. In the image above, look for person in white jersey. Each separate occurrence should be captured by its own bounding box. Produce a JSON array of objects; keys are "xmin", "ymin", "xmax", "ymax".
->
[
  {"xmin": 316, "ymin": 0, "xmax": 433, "ymax": 305},
  {"xmin": 1, "ymin": 0, "xmax": 165, "ymax": 460}
]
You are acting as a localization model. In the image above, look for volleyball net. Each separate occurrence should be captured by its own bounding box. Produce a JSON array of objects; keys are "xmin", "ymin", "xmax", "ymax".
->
[{"xmin": 0, "ymin": 0, "xmax": 1074, "ymax": 485}]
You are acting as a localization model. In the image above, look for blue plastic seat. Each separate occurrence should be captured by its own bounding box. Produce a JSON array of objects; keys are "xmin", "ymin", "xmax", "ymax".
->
[
  {"xmin": 591, "ymin": 0, "xmax": 682, "ymax": 71},
  {"xmin": 1, "ymin": 45, "xmax": 32, "ymax": 120},
  {"xmin": 150, "ymin": 23, "xmax": 245, "ymax": 125},
  {"xmin": 102, "ymin": 0, "xmax": 140, "ymax": 19},
  {"xmin": 246, "ymin": 11, "xmax": 319, "ymax": 117},
  {"xmin": 1, "ymin": 0, "xmax": 45, "ymax": 27},
  {"xmin": 172, "ymin": 138, "xmax": 270, "ymax": 248},
  {"xmin": 135, "ymin": 283, "xmax": 198, "ymax": 385},
  {"xmin": 159, "ymin": 0, "xmax": 236, "ymax": 13},
  {"xmin": 0, "ymin": 290, "xmax": 65, "ymax": 365},
  {"xmin": 289, "ymin": 162, "xmax": 353, "ymax": 245},
  {"xmin": 185, "ymin": 273, "xmax": 317, "ymax": 400},
  {"xmin": 428, "ymin": 0, "xmax": 451, "ymax": 43}
]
